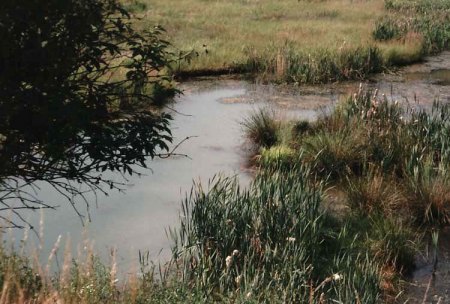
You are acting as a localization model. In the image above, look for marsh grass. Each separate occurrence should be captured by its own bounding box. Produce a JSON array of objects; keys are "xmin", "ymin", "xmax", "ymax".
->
[
  {"xmin": 373, "ymin": 0, "xmax": 450, "ymax": 59},
  {"xmin": 345, "ymin": 214, "xmax": 418, "ymax": 274},
  {"xmin": 246, "ymin": 45, "xmax": 384, "ymax": 84},
  {"xmin": 0, "ymin": 235, "xmax": 205, "ymax": 304},
  {"xmin": 125, "ymin": 0, "xmax": 446, "ymax": 82},
  {"xmin": 241, "ymin": 108, "xmax": 279, "ymax": 149},
  {"xmin": 301, "ymin": 129, "xmax": 367, "ymax": 180},
  {"xmin": 345, "ymin": 168, "xmax": 406, "ymax": 215},
  {"xmin": 405, "ymin": 163, "xmax": 450, "ymax": 225},
  {"xmin": 247, "ymin": 84, "xmax": 450, "ymax": 229},
  {"xmin": 122, "ymin": 0, "xmax": 448, "ymax": 82},
  {"xmin": 170, "ymin": 166, "xmax": 385, "ymax": 303},
  {"xmin": 287, "ymin": 87, "xmax": 450, "ymax": 226},
  {"xmin": 258, "ymin": 145, "xmax": 297, "ymax": 171}
]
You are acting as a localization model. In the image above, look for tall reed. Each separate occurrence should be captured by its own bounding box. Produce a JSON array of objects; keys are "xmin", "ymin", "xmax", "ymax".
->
[{"xmin": 170, "ymin": 165, "xmax": 384, "ymax": 303}]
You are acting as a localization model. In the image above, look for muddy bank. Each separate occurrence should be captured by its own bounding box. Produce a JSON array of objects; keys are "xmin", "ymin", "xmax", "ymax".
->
[
  {"xmin": 372, "ymin": 52, "xmax": 450, "ymax": 105},
  {"xmin": 401, "ymin": 228, "xmax": 450, "ymax": 304}
]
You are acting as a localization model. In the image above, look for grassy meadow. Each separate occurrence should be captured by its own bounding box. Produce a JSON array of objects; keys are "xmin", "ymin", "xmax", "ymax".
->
[
  {"xmin": 1, "ymin": 0, "xmax": 449, "ymax": 303},
  {"xmin": 123, "ymin": 0, "xmax": 448, "ymax": 82}
]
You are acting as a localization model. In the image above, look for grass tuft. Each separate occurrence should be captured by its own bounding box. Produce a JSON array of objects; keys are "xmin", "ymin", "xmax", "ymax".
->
[{"xmin": 242, "ymin": 108, "xmax": 279, "ymax": 149}]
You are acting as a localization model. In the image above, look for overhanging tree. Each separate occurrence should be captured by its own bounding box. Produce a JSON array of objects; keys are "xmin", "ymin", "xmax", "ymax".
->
[{"xmin": 0, "ymin": 0, "xmax": 176, "ymax": 228}]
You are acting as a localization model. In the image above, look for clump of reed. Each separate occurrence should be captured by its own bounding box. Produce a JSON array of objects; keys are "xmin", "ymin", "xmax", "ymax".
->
[
  {"xmin": 241, "ymin": 108, "xmax": 279, "ymax": 149},
  {"xmin": 301, "ymin": 128, "xmax": 367, "ymax": 180},
  {"xmin": 246, "ymin": 45, "xmax": 384, "ymax": 84},
  {"xmin": 344, "ymin": 168, "xmax": 405, "ymax": 215},
  {"xmin": 290, "ymin": 86, "xmax": 450, "ymax": 226},
  {"xmin": 170, "ymin": 165, "xmax": 385, "ymax": 303},
  {"xmin": 405, "ymin": 161, "xmax": 450, "ymax": 225},
  {"xmin": 240, "ymin": 88, "xmax": 450, "ymax": 299}
]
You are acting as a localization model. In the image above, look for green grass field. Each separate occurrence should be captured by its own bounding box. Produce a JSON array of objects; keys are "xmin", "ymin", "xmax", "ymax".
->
[
  {"xmin": 129, "ymin": 0, "xmax": 386, "ymax": 70},
  {"xmin": 121, "ymin": 0, "xmax": 448, "ymax": 82}
]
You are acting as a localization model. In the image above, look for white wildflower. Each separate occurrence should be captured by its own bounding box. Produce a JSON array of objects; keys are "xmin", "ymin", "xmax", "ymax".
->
[
  {"xmin": 232, "ymin": 249, "xmax": 240, "ymax": 257},
  {"xmin": 286, "ymin": 237, "xmax": 296, "ymax": 242},
  {"xmin": 332, "ymin": 273, "xmax": 342, "ymax": 281},
  {"xmin": 225, "ymin": 255, "xmax": 232, "ymax": 269}
]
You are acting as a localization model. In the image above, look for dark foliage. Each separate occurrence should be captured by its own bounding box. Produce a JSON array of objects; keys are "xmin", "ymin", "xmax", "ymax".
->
[{"xmin": 0, "ymin": 0, "xmax": 175, "ymax": 227}]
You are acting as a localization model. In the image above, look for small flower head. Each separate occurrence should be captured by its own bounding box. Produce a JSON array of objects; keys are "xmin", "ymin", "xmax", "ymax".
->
[
  {"xmin": 235, "ymin": 274, "xmax": 243, "ymax": 286},
  {"xmin": 232, "ymin": 249, "xmax": 240, "ymax": 257},
  {"xmin": 225, "ymin": 255, "xmax": 232, "ymax": 269},
  {"xmin": 332, "ymin": 273, "xmax": 342, "ymax": 281}
]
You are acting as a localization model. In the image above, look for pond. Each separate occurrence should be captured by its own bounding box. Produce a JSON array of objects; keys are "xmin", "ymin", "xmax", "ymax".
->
[
  {"xmin": 7, "ymin": 52, "xmax": 450, "ymax": 289},
  {"xmin": 9, "ymin": 77, "xmax": 342, "ymax": 270}
]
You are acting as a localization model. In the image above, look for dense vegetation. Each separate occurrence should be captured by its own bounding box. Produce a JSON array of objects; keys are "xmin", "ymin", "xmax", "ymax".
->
[
  {"xmin": 373, "ymin": 0, "xmax": 450, "ymax": 64},
  {"xmin": 0, "ymin": 0, "xmax": 176, "ymax": 228},
  {"xmin": 257, "ymin": 88, "xmax": 450, "ymax": 227},
  {"xmin": 3, "ymin": 87, "xmax": 447, "ymax": 302},
  {"xmin": 1, "ymin": 0, "xmax": 449, "ymax": 303}
]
